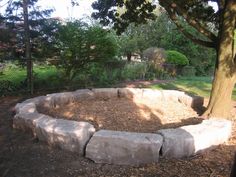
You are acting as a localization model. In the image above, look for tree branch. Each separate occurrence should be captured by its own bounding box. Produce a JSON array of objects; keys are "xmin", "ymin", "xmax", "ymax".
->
[
  {"xmin": 160, "ymin": 0, "xmax": 217, "ymax": 43},
  {"xmin": 165, "ymin": 7, "xmax": 216, "ymax": 48},
  {"xmin": 174, "ymin": 5, "xmax": 217, "ymax": 42}
]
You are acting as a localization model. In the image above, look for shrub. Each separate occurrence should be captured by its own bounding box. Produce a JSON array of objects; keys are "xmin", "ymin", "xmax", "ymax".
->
[
  {"xmin": 166, "ymin": 50, "xmax": 189, "ymax": 66},
  {"xmin": 205, "ymin": 66, "xmax": 215, "ymax": 76},
  {"xmin": 142, "ymin": 47, "xmax": 166, "ymax": 69},
  {"xmin": 57, "ymin": 21, "xmax": 118, "ymax": 81},
  {"xmin": 0, "ymin": 63, "xmax": 5, "ymax": 75},
  {"xmin": 181, "ymin": 66, "xmax": 196, "ymax": 76},
  {"xmin": 121, "ymin": 62, "xmax": 148, "ymax": 80},
  {"xmin": 121, "ymin": 62, "xmax": 171, "ymax": 80},
  {"xmin": 145, "ymin": 63, "xmax": 171, "ymax": 80}
]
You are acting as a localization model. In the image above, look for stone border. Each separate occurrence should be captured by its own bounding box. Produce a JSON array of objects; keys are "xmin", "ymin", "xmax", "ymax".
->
[{"xmin": 13, "ymin": 88, "xmax": 232, "ymax": 166}]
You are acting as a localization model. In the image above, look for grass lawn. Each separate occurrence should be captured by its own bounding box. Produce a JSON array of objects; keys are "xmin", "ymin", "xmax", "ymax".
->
[
  {"xmin": 1, "ymin": 66, "xmax": 236, "ymax": 101},
  {"xmin": 0, "ymin": 66, "xmax": 59, "ymax": 85},
  {"xmin": 150, "ymin": 76, "xmax": 236, "ymax": 100}
]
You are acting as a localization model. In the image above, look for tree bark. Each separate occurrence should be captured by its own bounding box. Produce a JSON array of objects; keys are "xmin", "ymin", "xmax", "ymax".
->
[
  {"xmin": 127, "ymin": 52, "xmax": 132, "ymax": 62},
  {"xmin": 23, "ymin": 0, "xmax": 33, "ymax": 94},
  {"xmin": 203, "ymin": 0, "xmax": 236, "ymax": 118}
]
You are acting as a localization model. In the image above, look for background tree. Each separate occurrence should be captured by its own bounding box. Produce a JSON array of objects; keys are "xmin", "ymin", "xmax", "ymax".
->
[
  {"xmin": 117, "ymin": 12, "xmax": 215, "ymax": 75},
  {"xmin": 92, "ymin": 0, "xmax": 236, "ymax": 118},
  {"xmin": 2, "ymin": 0, "xmax": 53, "ymax": 93},
  {"xmin": 56, "ymin": 20, "xmax": 118, "ymax": 81}
]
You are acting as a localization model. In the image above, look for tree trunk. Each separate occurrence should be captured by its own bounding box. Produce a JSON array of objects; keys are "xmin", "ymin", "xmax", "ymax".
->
[
  {"xmin": 127, "ymin": 52, "xmax": 132, "ymax": 62},
  {"xmin": 203, "ymin": 0, "xmax": 236, "ymax": 118},
  {"xmin": 23, "ymin": 0, "xmax": 33, "ymax": 95}
]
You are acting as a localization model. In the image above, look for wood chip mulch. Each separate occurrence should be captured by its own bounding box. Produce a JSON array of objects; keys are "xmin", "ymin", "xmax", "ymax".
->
[
  {"xmin": 38, "ymin": 97, "xmax": 202, "ymax": 133},
  {"xmin": 0, "ymin": 96, "xmax": 235, "ymax": 177}
]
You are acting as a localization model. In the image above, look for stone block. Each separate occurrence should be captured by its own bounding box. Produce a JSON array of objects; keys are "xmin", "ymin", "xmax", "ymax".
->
[
  {"xmin": 158, "ymin": 119, "xmax": 232, "ymax": 158},
  {"xmin": 117, "ymin": 88, "xmax": 143, "ymax": 99},
  {"xmin": 92, "ymin": 88, "xmax": 118, "ymax": 99},
  {"xmin": 161, "ymin": 90, "xmax": 185, "ymax": 102},
  {"xmin": 86, "ymin": 130, "xmax": 163, "ymax": 166},
  {"xmin": 15, "ymin": 102, "xmax": 37, "ymax": 114},
  {"xmin": 35, "ymin": 119, "xmax": 95, "ymax": 155},
  {"xmin": 141, "ymin": 89, "xmax": 162, "ymax": 100},
  {"xmin": 46, "ymin": 92, "xmax": 75, "ymax": 107},
  {"xmin": 178, "ymin": 95, "xmax": 204, "ymax": 109},
  {"xmin": 73, "ymin": 89, "xmax": 94, "ymax": 101},
  {"xmin": 22, "ymin": 96, "xmax": 47, "ymax": 106},
  {"xmin": 13, "ymin": 113, "xmax": 52, "ymax": 136}
]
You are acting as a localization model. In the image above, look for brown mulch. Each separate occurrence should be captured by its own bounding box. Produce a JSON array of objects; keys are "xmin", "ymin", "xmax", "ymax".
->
[
  {"xmin": 0, "ymin": 95, "xmax": 235, "ymax": 177},
  {"xmin": 38, "ymin": 97, "xmax": 201, "ymax": 133}
]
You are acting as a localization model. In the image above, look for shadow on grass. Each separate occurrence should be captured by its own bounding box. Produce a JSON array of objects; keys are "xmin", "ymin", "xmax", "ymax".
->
[{"xmin": 151, "ymin": 81, "xmax": 212, "ymax": 98}]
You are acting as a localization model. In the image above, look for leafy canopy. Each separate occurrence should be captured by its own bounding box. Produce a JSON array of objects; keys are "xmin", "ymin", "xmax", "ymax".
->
[
  {"xmin": 92, "ymin": 0, "xmax": 218, "ymax": 48},
  {"xmin": 57, "ymin": 20, "xmax": 118, "ymax": 81},
  {"xmin": 166, "ymin": 50, "xmax": 189, "ymax": 66}
]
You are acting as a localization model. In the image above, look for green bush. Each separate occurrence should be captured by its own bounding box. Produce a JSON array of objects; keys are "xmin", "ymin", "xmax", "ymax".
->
[
  {"xmin": 57, "ymin": 21, "xmax": 118, "ymax": 81},
  {"xmin": 181, "ymin": 66, "xmax": 196, "ymax": 76},
  {"xmin": 121, "ymin": 62, "xmax": 171, "ymax": 80},
  {"xmin": 166, "ymin": 50, "xmax": 189, "ymax": 66},
  {"xmin": 121, "ymin": 62, "xmax": 148, "ymax": 80},
  {"xmin": 205, "ymin": 66, "xmax": 215, "ymax": 76}
]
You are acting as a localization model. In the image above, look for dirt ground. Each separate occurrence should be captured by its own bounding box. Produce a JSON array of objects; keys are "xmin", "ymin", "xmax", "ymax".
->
[
  {"xmin": 0, "ymin": 93, "xmax": 236, "ymax": 177},
  {"xmin": 38, "ymin": 97, "xmax": 202, "ymax": 133}
]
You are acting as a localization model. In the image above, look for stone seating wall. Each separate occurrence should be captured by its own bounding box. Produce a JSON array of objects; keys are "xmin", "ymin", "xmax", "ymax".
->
[{"xmin": 13, "ymin": 88, "xmax": 232, "ymax": 166}]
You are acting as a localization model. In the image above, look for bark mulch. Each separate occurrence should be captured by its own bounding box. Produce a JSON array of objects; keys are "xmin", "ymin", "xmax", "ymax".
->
[
  {"xmin": 0, "ymin": 95, "xmax": 235, "ymax": 177},
  {"xmin": 38, "ymin": 97, "xmax": 202, "ymax": 133}
]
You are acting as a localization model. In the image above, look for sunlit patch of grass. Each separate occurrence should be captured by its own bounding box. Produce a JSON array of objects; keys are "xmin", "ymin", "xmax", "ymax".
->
[{"xmin": 151, "ymin": 76, "xmax": 236, "ymax": 100}]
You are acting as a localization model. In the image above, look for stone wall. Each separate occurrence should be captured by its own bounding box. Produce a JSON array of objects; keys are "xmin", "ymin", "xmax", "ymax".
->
[{"xmin": 13, "ymin": 88, "xmax": 232, "ymax": 166}]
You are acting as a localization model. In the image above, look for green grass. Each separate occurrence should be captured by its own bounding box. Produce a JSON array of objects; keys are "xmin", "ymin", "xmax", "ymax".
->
[
  {"xmin": 0, "ymin": 66, "xmax": 59, "ymax": 87},
  {"xmin": 1, "ymin": 66, "xmax": 236, "ymax": 101},
  {"xmin": 150, "ymin": 76, "xmax": 236, "ymax": 100}
]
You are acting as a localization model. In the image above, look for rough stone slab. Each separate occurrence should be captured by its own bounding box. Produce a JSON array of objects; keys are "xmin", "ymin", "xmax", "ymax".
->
[
  {"xmin": 141, "ymin": 89, "xmax": 162, "ymax": 100},
  {"xmin": 15, "ymin": 102, "xmax": 37, "ymax": 114},
  {"xmin": 86, "ymin": 130, "xmax": 163, "ymax": 166},
  {"xmin": 22, "ymin": 96, "xmax": 47, "ymax": 106},
  {"xmin": 158, "ymin": 119, "xmax": 232, "ymax": 158},
  {"xmin": 161, "ymin": 90, "xmax": 185, "ymax": 102},
  {"xmin": 92, "ymin": 88, "xmax": 118, "ymax": 99},
  {"xmin": 46, "ymin": 92, "xmax": 75, "ymax": 107},
  {"xmin": 117, "ymin": 88, "xmax": 143, "ymax": 99},
  {"xmin": 35, "ymin": 119, "xmax": 95, "ymax": 155},
  {"xmin": 13, "ymin": 113, "xmax": 52, "ymax": 136},
  {"xmin": 73, "ymin": 89, "xmax": 94, "ymax": 101},
  {"xmin": 178, "ymin": 95, "xmax": 204, "ymax": 109}
]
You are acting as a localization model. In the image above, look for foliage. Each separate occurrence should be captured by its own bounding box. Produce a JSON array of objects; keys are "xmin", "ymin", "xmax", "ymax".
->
[
  {"xmin": 92, "ymin": 0, "xmax": 157, "ymax": 34},
  {"xmin": 0, "ymin": 80, "xmax": 18, "ymax": 96},
  {"xmin": 181, "ymin": 66, "xmax": 196, "ymax": 77},
  {"xmin": 121, "ymin": 62, "xmax": 170, "ymax": 80},
  {"xmin": 121, "ymin": 62, "xmax": 147, "ymax": 80},
  {"xmin": 1, "ymin": 0, "xmax": 54, "ymax": 60},
  {"xmin": 56, "ymin": 21, "xmax": 118, "ymax": 81},
  {"xmin": 142, "ymin": 47, "xmax": 166, "ymax": 68},
  {"xmin": 117, "ymin": 23, "xmax": 150, "ymax": 60},
  {"xmin": 117, "ymin": 13, "xmax": 215, "ymax": 75},
  {"xmin": 166, "ymin": 50, "xmax": 189, "ymax": 66}
]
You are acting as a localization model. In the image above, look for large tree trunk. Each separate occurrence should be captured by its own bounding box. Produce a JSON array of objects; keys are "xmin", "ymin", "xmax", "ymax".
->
[
  {"xmin": 203, "ymin": 0, "xmax": 236, "ymax": 118},
  {"xmin": 23, "ymin": 0, "xmax": 33, "ymax": 95}
]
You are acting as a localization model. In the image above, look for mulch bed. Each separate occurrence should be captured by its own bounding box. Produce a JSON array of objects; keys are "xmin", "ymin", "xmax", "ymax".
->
[
  {"xmin": 0, "ymin": 94, "xmax": 235, "ymax": 177},
  {"xmin": 38, "ymin": 97, "xmax": 202, "ymax": 133}
]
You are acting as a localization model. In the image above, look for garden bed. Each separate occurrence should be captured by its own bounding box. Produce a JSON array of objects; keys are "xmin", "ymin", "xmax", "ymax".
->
[
  {"xmin": 37, "ymin": 97, "xmax": 202, "ymax": 133},
  {"xmin": 12, "ymin": 88, "xmax": 232, "ymax": 166}
]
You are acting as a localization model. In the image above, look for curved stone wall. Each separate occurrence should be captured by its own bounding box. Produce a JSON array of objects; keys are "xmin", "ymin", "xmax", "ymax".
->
[{"xmin": 13, "ymin": 88, "xmax": 232, "ymax": 166}]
